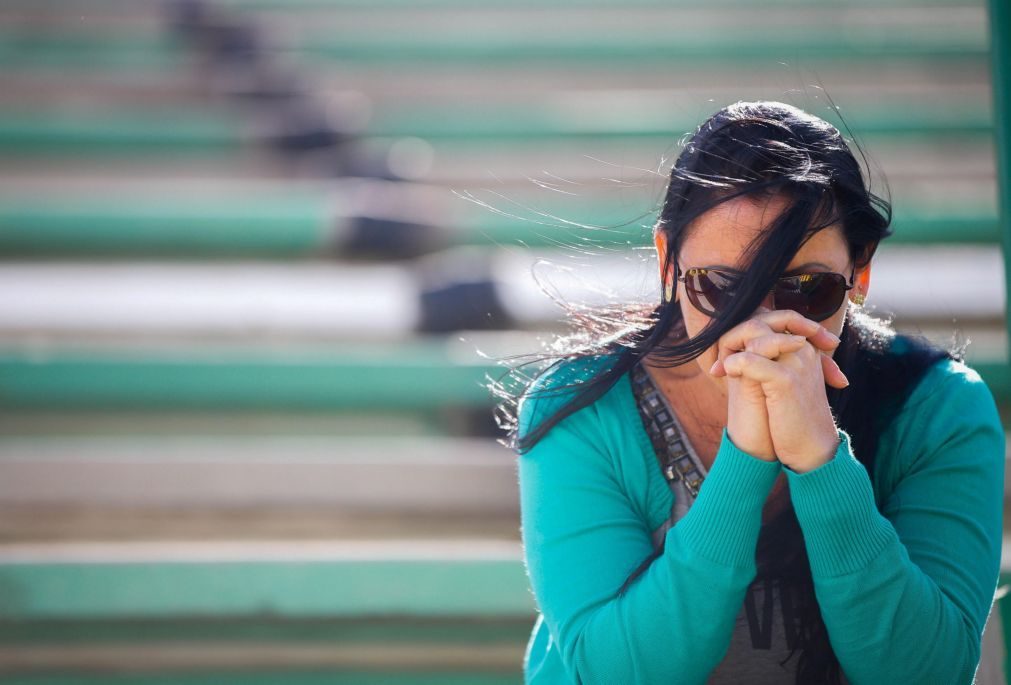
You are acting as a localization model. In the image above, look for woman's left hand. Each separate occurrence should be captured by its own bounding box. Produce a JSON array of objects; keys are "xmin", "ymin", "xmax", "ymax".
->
[{"xmin": 719, "ymin": 335, "xmax": 842, "ymax": 473}]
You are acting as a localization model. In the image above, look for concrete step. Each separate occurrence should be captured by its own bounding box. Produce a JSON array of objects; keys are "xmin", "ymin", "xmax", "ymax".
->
[
  {"xmin": 0, "ymin": 435, "xmax": 517, "ymax": 513},
  {"xmin": 0, "ymin": 246, "xmax": 1004, "ymax": 343}
]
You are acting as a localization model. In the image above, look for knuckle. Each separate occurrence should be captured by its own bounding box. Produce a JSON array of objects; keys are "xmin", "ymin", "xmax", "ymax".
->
[
  {"xmin": 727, "ymin": 353, "xmax": 749, "ymax": 373},
  {"xmin": 798, "ymin": 341, "xmax": 817, "ymax": 358},
  {"xmin": 788, "ymin": 335, "xmax": 808, "ymax": 351},
  {"xmin": 741, "ymin": 319, "xmax": 767, "ymax": 337},
  {"xmin": 781, "ymin": 311, "xmax": 813, "ymax": 332},
  {"xmin": 723, "ymin": 355, "xmax": 741, "ymax": 374}
]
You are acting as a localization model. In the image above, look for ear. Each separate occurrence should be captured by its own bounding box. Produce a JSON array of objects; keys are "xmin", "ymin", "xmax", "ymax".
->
[
  {"xmin": 852, "ymin": 261, "xmax": 871, "ymax": 301},
  {"xmin": 851, "ymin": 242, "xmax": 877, "ymax": 301},
  {"xmin": 654, "ymin": 229, "xmax": 674, "ymax": 286}
]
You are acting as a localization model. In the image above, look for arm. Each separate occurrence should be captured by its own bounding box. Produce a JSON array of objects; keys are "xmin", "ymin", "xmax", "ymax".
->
[
  {"xmin": 518, "ymin": 385, "xmax": 782, "ymax": 684},
  {"xmin": 784, "ymin": 367, "xmax": 1004, "ymax": 684}
]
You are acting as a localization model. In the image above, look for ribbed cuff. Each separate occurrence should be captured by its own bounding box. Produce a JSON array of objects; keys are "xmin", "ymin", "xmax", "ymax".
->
[
  {"xmin": 674, "ymin": 428, "xmax": 782, "ymax": 568},
  {"xmin": 785, "ymin": 429, "xmax": 896, "ymax": 578}
]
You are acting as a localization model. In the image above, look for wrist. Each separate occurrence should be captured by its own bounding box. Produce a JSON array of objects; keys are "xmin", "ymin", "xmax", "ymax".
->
[
  {"xmin": 726, "ymin": 427, "xmax": 778, "ymax": 462},
  {"xmin": 781, "ymin": 433, "xmax": 841, "ymax": 473}
]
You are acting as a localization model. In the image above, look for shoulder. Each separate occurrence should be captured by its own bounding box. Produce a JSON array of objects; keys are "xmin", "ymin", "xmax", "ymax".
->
[
  {"xmin": 516, "ymin": 351, "xmax": 625, "ymax": 441},
  {"xmin": 882, "ymin": 338, "xmax": 1003, "ymax": 471},
  {"xmin": 515, "ymin": 351, "xmax": 660, "ymax": 525},
  {"xmin": 888, "ymin": 335, "xmax": 996, "ymax": 420}
]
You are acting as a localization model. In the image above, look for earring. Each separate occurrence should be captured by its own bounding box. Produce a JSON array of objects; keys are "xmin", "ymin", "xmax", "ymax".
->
[
  {"xmin": 852, "ymin": 292, "xmax": 866, "ymax": 306},
  {"xmin": 663, "ymin": 280, "xmax": 674, "ymax": 302}
]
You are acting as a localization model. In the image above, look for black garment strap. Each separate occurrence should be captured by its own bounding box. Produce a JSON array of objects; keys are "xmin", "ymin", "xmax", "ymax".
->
[{"xmin": 630, "ymin": 362, "xmax": 706, "ymax": 499}]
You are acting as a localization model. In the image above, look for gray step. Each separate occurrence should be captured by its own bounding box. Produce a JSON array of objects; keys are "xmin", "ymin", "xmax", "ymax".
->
[
  {"xmin": 0, "ymin": 245, "xmax": 1003, "ymax": 342},
  {"xmin": 0, "ymin": 436, "xmax": 517, "ymax": 513}
]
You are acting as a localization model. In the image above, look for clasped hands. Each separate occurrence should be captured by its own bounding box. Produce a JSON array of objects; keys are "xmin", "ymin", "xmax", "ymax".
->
[{"xmin": 709, "ymin": 308, "xmax": 847, "ymax": 474}]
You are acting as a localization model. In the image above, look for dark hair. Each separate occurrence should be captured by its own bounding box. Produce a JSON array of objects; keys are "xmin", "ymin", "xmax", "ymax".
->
[{"xmin": 498, "ymin": 101, "xmax": 958, "ymax": 683}]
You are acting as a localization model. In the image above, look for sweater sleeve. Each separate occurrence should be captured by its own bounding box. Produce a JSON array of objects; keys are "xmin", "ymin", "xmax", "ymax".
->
[
  {"xmin": 517, "ymin": 384, "xmax": 782, "ymax": 684},
  {"xmin": 783, "ymin": 365, "xmax": 1005, "ymax": 685}
]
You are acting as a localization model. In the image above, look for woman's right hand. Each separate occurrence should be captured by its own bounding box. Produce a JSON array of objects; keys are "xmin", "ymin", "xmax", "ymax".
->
[{"xmin": 709, "ymin": 309, "xmax": 846, "ymax": 461}]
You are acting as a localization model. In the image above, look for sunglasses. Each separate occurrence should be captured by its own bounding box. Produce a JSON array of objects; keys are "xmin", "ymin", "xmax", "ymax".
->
[{"xmin": 675, "ymin": 264, "xmax": 855, "ymax": 322}]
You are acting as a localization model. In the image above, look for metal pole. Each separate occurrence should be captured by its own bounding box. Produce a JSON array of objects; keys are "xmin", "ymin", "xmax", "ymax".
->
[{"xmin": 989, "ymin": 0, "xmax": 1011, "ymax": 356}]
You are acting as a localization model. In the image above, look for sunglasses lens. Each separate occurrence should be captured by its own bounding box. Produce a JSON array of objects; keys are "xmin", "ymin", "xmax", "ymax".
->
[
  {"xmin": 774, "ymin": 273, "xmax": 847, "ymax": 322},
  {"xmin": 684, "ymin": 269, "xmax": 738, "ymax": 316},
  {"xmin": 680, "ymin": 268, "xmax": 849, "ymax": 322}
]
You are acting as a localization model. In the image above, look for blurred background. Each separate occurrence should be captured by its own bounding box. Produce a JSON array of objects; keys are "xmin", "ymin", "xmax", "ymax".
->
[{"xmin": 0, "ymin": 0, "xmax": 1007, "ymax": 683}]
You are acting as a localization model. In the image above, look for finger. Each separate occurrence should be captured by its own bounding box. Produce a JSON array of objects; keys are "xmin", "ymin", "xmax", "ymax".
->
[
  {"xmin": 754, "ymin": 343, "xmax": 850, "ymax": 389},
  {"xmin": 713, "ymin": 317, "xmax": 779, "ymax": 378},
  {"xmin": 723, "ymin": 347, "xmax": 850, "ymax": 390},
  {"xmin": 722, "ymin": 351, "xmax": 787, "ymax": 384},
  {"xmin": 751, "ymin": 309, "xmax": 841, "ymax": 352},
  {"xmin": 744, "ymin": 333, "xmax": 808, "ymax": 360},
  {"xmin": 739, "ymin": 339, "xmax": 850, "ymax": 389},
  {"xmin": 715, "ymin": 317, "xmax": 775, "ymax": 365},
  {"xmin": 767, "ymin": 341, "xmax": 850, "ymax": 389},
  {"xmin": 712, "ymin": 333, "xmax": 806, "ymax": 377},
  {"xmin": 774, "ymin": 340, "xmax": 849, "ymax": 388},
  {"xmin": 749, "ymin": 309, "xmax": 841, "ymax": 351},
  {"xmin": 716, "ymin": 311, "xmax": 837, "ymax": 364},
  {"xmin": 820, "ymin": 352, "xmax": 850, "ymax": 388},
  {"xmin": 714, "ymin": 312, "xmax": 839, "ymax": 378}
]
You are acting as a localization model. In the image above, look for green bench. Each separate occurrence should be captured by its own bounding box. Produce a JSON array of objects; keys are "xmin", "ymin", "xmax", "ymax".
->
[
  {"xmin": 0, "ymin": 193, "xmax": 998, "ymax": 257},
  {"xmin": 215, "ymin": 0, "xmax": 983, "ymax": 7},
  {"xmin": 0, "ymin": 342, "xmax": 502, "ymax": 412},
  {"xmin": 0, "ymin": 342, "xmax": 1006, "ymax": 408},
  {"xmin": 0, "ymin": 24, "xmax": 987, "ymax": 69},
  {"xmin": 0, "ymin": 542, "xmax": 532, "ymax": 684},
  {"xmin": 0, "ymin": 541, "xmax": 532, "ymax": 619},
  {"xmin": 0, "ymin": 106, "xmax": 992, "ymax": 156}
]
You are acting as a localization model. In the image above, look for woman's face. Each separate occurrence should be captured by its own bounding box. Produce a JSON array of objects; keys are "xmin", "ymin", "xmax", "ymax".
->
[{"xmin": 661, "ymin": 194, "xmax": 864, "ymax": 387}]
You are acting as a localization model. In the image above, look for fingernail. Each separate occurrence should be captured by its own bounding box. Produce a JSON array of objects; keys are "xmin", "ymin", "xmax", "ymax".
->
[
  {"xmin": 710, "ymin": 360, "xmax": 721, "ymax": 375},
  {"xmin": 825, "ymin": 330, "xmax": 841, "ymax": 344}
]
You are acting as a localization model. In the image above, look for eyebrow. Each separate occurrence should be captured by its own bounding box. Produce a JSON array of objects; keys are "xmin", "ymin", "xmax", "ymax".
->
[
  {"xmin": 783, "ymin": 261, "xmax": 834, "ymax": 274},
  {"xmin": 698, "ymin": 261, "xmax": 835, "ymax": 275}
]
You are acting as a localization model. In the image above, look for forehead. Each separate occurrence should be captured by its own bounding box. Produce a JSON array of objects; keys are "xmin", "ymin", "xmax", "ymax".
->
[{"xmin": 679, "ymin": 195, "xmax": 849, "ymax": 270}]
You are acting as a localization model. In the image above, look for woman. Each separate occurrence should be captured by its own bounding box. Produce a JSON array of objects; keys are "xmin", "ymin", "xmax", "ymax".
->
[{"xmin": 507, "ymin": 101, "xmax": 1004, "ymax": 684}]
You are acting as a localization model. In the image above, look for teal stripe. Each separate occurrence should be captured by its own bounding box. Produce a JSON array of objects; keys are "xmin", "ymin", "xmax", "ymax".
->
[
  {"xmin": 0, "ymin": 348, "xmax": 1005, "ymax": 408},
  {"xmin": 221, "ymin": 0, "xmax": 984, "ymax": 7},
  {"xmin": 0, "ymin": 106, "xmax": 992, "ymax": 155},
  {"xmin": 0, "ymin": 673, "xmax": 521, "ymax": 685},
  {"xmin": 0, "ymin": 559, "xmax": 534, "ymax": 619},
  {"xmin": 0, "ymin": 345, "xmax": 503, "ymax": 410},
  {"xmin": 988, "ymin": 0, "xmax": 1011, "ymax": 352},
  {"xmin": 0, "ymin": 32, "xmax": 182, "ymax": 70},
  {"xmin": 0, "ymin": 198, "xmax": 997, "ymax": 257},
  {"xmin": 0, "ymin": 29, "xmax": 986, "ymax": 68},
  {"xmin": 0, "ymin": 115, "xmax": 238, "ymax": 155},
  {"xmin": 0, "ymin": 196, "xmax": 333, "ymax": 257},
  {"xmin": 370, "ymin": 104, "xmax": 993, "ymax": 140},
  {"xmin": 464, "ymin": 207, "xmax": 1000, "ymax": 248},
  {"xmin": 0, "ymin": 616, "xmax": 532, "ymax": 644},
  {"xmin": 294, "ymin": 34, "xmax": 987, "ymax": 64}
]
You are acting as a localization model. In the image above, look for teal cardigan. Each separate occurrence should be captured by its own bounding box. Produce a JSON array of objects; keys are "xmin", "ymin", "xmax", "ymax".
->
[{"xmin": 516, "ymin": 351, "xmax": 1004, "ymax": 684}]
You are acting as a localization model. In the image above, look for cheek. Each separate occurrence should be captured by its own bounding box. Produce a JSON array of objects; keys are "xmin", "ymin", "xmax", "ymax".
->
[
  {"xmin": 824, "ymin": 303, "xmax": 849, "ymax": 340},
  {"xmin": 678, "ymin": 292, "xmax": 720, "ymax": 369},
  {"xmin": 678, "ymin": 289, "xmax": 707, "ymax": 340}
]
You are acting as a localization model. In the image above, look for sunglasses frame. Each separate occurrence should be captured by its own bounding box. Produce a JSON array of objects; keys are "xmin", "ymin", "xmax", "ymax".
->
[{"xmin": 673, "ymin": 263, "xmax": 856, "ymax": 322}]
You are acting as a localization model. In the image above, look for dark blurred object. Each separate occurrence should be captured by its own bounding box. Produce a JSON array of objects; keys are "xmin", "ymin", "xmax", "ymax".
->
[
  {"xmin": 420, "ymin": 280, "xmax": 514, "ymax": 332},
  {"xmin": 416, "ymin": 248, "xmax": 516, "ymax": 332},
  {"xmin": 168, "ymin": 0, "xmax": 264, "ymax": 67},
  {"xmin": 164, "ymin": 0, "xmax": 409, "ymax": 181},
  {"xmin": 342, "ymin": 216, "xmax": 449, "ymax": 261}
]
